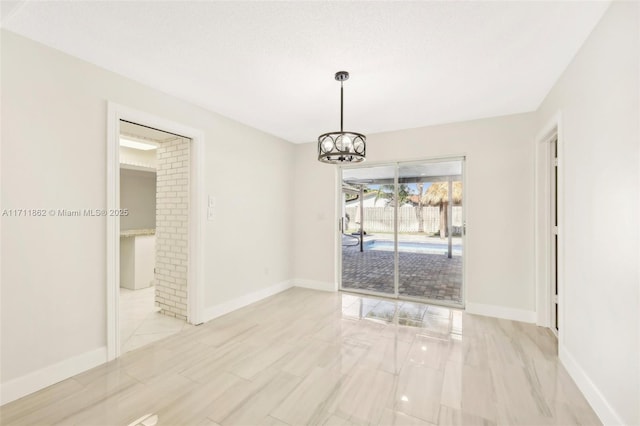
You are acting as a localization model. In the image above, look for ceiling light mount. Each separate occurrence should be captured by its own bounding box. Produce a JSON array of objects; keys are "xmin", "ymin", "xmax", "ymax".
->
[
  {"xmin": 334, "ymin": 71, "xmax": 349, "ymax": 82},
  {"xmin": 318, "ymin": 71, "xmax": 366, "ymax": 164}
]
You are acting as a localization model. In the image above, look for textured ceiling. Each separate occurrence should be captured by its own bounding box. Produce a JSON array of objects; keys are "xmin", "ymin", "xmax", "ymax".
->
[{"xmin": 2, "ymin": 1, "xmax": 610, "ymax": 143}]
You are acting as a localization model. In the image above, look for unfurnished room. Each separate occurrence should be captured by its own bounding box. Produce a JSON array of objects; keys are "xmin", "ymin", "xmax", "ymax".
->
[{"xmin": 1, "ymin": 1, "xmax": 639, "ymax": 426}]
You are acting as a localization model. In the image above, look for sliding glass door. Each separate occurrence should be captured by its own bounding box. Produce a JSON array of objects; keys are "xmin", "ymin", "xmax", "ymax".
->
[
  {"xmin": 340, "ymin": 159, "xmax": 464, "ymax": 307},
  {"xmin": 397, "ymin": 161, "xmax": 464, "ymax": 305},
  {"xmin": 341, "ymin": 165, "xmax": 396, "ymax": 296}
]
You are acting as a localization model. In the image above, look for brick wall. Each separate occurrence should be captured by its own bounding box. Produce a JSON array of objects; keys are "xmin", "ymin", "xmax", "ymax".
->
[{"xmin": 154, "ymin": 137, "xmax": 190, "ymax": 319}]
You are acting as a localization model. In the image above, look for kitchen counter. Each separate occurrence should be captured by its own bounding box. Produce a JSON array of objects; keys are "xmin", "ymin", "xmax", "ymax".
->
[{"xmin": 120, "ymin": 228, "xmax": 155, "ymax": 237}]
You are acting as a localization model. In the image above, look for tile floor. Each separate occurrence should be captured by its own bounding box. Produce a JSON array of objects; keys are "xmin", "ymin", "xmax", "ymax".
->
[
  {"xmin": 120, "ymin": 286, "xmax": 191, "ymax": 353},
  {"xmin": 1, "ymin": 288, "xmax": 600, "ymax": 426}
]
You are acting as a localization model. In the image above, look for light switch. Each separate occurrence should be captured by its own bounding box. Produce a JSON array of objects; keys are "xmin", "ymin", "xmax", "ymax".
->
[{"xmin": 207, "ymin": 195, "xmax": 215, "ymax": 221}]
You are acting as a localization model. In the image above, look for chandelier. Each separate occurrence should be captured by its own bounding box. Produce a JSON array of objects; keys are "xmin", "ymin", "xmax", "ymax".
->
[{"xmin": 317, "ymin": 71, "xmax": 366, "ymax": 164}]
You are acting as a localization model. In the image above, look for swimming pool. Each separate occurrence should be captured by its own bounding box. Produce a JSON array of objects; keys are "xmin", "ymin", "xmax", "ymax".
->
[{"xmin": 364, "ymin": 239, "xmax": 462, "ymax": 255}]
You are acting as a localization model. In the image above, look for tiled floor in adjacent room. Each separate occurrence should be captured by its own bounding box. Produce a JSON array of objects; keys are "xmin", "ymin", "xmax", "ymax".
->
[
  {"xmin": 120, "ymin": 286, "xmax": 192, "ymax": 354},
  {"xmin": 1, "ymin": 288, "xmax": 600, "ymax": 426}
]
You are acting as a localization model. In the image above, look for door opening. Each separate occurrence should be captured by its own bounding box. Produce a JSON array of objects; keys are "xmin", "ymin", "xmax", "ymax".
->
[
  {"xmin": 535, "ymin": 115, "xmax": 562, "ymax": 336},
  {"xmin": 118, "ymin": 121, "xmax": 191, "ymax": 353},
  {"xmin": 107, "ymin": 103, "xmax": 205, "ymax": 361},
  {"xmin": 550, "ymin": 135, "xmax": 559, "ymax": 335}
]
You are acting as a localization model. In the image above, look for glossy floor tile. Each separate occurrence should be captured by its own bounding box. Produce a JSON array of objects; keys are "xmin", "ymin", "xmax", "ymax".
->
[
  {"xmin": 1, "ymin": 288, "xmax": 601, "ymax": 426},
  {"xmin": 120, "ymin": 286, "xmax": 191, "ymax": 353}
]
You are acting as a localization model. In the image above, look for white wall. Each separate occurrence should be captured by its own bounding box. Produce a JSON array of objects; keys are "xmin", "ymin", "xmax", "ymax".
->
[
  {"xmin": 119, "ymin": 168, "xmax": 156, "ymax": 231},
  {"xmin": 1, "ymin": 31, "xmax": 294, "ymax": 388},
  {"xmin": 536, "ymin": 2, "xmax": 639, "ymax": 424},
  {"xmin": 293, "ymin": 112, "xmax": 537, "ymax": 316}
]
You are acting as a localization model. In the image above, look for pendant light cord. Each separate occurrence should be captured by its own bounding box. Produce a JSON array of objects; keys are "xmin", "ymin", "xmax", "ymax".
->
[{"xmin": 340, "ymin": 81, "xmax": 344, "ymax": 132}]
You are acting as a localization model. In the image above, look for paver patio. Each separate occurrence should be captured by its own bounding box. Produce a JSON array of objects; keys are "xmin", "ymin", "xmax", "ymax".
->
[{"xmin": 341, "ymin": 243, "xmax": 463, "ymax": 305}]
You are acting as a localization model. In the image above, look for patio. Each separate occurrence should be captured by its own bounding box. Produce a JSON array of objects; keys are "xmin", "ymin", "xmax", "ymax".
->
[{"xmin": 341, "ymin": 243, "xmax": 463, "ymax": 305}]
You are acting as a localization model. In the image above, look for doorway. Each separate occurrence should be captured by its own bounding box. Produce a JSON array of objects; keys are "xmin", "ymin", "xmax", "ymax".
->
[
  {"xmin": 339, "ymin": 158, "xmax": 465, "ymax": 307},
  {"xmin": 118, "ymin": 121, "xmax": 191, "ymax": 353},
  {"xmin": 535, "ymin": 117, "xmax": 562, "ymax": 337},
  {"xmin": 107, "ymin": 103, "xmax": 205, "ymax": 361},
  {"xmin": 550, "ymin": 135, "xmax": 559, "ymax": 335}
]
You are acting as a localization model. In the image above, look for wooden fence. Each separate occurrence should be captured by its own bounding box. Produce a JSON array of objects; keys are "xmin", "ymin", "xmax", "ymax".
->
[{"xmin": 345, "ymin": 206, "xmax": 462, "ymax": 234}]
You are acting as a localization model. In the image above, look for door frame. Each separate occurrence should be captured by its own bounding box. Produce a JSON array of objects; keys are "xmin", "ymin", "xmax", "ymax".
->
[
  {"xmin": 336, "ymin": 155, "xmax": 467, "ymax": 309},
  {"xmin": 106, "ymin": 102, "xmax": 205, "ymax": 361},
  {"xmin": 535, "ymin": 112, "xmax": 564, "ymax": 343}
]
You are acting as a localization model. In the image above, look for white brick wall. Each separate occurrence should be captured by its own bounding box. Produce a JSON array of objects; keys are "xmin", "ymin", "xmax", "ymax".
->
[{"xmin": 155, "ymin": 138, "xmax": 190, "ymax": 320}]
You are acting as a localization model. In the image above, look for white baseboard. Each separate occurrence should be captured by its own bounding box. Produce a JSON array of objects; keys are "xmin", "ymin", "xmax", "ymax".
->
[
  {"xmin": 466, "ymin": 302, "xmax": 536, "ymax": 323},
  {"xmin": 0, "ymin": 346, "xmax": 107, "ymax": 406},
  {"xmin": 293, "ymin": 279, "xmax": 336, "ymax": 292},
  {"xmin": 202, "ymin": 279, "xmax": 294, "ymax": 323},
  {"xmin": 559, "ymin": 345, "xmax": 622, "ymax": 426}
]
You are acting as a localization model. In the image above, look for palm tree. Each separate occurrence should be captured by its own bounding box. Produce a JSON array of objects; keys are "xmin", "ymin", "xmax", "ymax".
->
[
  {"xmin": 423, "ymin": 181, "xmax": 463, "ymax": 238},
  {"xmin": 415, "ymin": 182, "xmax": 425, "ymax": 233}
]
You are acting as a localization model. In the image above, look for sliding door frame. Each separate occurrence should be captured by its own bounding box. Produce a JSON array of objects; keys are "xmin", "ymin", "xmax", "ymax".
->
[{"xmin": 337, "ymin": 156, "xmax": 466, "ymax": 308}]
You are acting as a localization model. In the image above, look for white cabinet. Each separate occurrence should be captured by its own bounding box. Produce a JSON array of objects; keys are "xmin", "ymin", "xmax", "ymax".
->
[{"xmin": 120, "ymin": 231, "xmax": 155, "ymax": 290}]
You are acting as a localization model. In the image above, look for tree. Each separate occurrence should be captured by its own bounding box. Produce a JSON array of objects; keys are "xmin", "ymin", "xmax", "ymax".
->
[
  {"xmin": 422, "ymin": 181, "xmax": 462, "ymax": 239},
  {"xmin": 415, "ymin": 182, "xmax": 425, "ymax": 233},
  {"xmin": 374, "ymin": 184, "xmax": 411, "ymax": 207}
]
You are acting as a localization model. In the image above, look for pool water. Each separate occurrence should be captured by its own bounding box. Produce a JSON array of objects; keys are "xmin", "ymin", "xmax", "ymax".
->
[{"xmin": 365, "ymin": 239, "xmax": 462, "ymax": 255}]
